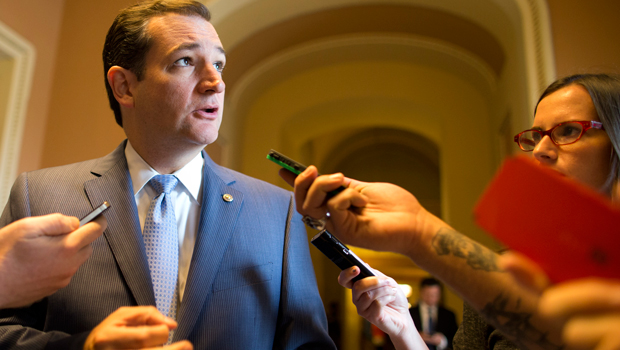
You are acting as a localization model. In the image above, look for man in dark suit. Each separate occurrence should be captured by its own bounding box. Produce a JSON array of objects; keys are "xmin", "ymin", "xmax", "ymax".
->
[
  {"xmin": 409, "ymin": 278, "xmax": 458, "ymax": 350},
  {"xmin": 0, "ymin": 1, "xmax": 334, "ymax": 349}
]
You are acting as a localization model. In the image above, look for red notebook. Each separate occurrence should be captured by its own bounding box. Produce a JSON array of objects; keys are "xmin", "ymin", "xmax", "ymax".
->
[{"xmin": 474, "ymin": 156, "xmax": 620, "ymax": 283}]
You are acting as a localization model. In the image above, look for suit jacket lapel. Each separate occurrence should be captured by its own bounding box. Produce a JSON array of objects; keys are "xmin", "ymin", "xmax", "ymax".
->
[
  {"xmin": 83, "ymin": 141, "xmax": 156, "ymax": 307},
  {"xmin": 174, "ymin": 151, "xmax": 244, "ymax": 341}
]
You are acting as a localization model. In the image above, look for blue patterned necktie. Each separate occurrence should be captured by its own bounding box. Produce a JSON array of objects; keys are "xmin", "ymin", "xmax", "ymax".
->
[
  {"xmin": 426, "ymin": 308, "xmax": 437, "ymax": 350},
  {"xmin": 143, "ymin": 175, "xmax": 179, "ymax": 323},
  {"xmin": 427, "ymin": 310, "xmax": 435, "ymax": 334}
]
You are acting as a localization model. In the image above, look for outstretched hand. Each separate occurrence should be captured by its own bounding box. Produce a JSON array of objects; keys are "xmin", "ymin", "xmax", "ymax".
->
[
  {"xmin": 540, "ymin": 279, "xmax": 620, "ymax": 350},
  {"xmin": 280, "ymin": 167, "xmax": 445, "ymax": 257},
  {"xmin": 0, "ymin": 213, "xmax": 107, "ymax": 308},
  {"xmin": 338, "ymin": 267, "xmax": 428, "ymax": 350},
  {"xmin": 500, "ymin": 252, "xmax": 620, "ymax": 350},
  {"xmin": 84, "ymin": 306, "xmax": 193, "ymax": 350}
]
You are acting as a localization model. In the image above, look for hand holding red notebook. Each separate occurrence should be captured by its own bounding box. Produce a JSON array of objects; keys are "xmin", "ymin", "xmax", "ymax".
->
[{"xmin": 474, "ymin": 156, "xmax": 620, "ymax": 283}]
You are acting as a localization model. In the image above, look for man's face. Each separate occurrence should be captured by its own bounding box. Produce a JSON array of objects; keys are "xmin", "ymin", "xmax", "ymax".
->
[
  {"xmin": 128, "ymin": 13, "xmax": 226, "ymax": 152},
  {"xmin": 420, "ymin": 285, "xmax": 441, "ymax": 306}
]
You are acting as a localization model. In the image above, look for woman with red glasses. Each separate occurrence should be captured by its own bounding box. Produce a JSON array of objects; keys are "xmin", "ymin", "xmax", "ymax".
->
[
  {"xmin": 281, "ymin": 73, "xmax": 620, "ymax": 350},
  {"xmin": 514, "ymin": 74, "xmax": 618, "ymax": 195},
  {"xmin": 500, "ymin": 76, "xmax": 620, "ymax": 349}
]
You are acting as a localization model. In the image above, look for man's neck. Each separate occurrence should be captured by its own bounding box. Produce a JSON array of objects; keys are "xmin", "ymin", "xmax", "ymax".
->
[
  {"xmin": 421, "ymin": 302, "xmax": 437, "ymax": 309},
  {"xmin": 129, "ymin": 140, "xmax": 204, "ymax": 174}
]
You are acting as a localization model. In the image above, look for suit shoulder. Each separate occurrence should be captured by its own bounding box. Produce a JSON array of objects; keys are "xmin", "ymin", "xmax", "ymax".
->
[
  {"xmin": 16, "ymin": 158, "xmax": 103, "ymax": 185},
  {"xmin": 439, "ymin": 305, "xmax": 457, "ymax": 316}
]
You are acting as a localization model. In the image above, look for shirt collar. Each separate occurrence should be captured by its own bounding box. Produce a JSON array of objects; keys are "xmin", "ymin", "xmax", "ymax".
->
[
  {"xmin": 125, "ymin": 140, "xmax": 204, "ymax": 202},
  {"xmin": 420, "ymin": 302, "xmax": 437, "ymax": 312}
]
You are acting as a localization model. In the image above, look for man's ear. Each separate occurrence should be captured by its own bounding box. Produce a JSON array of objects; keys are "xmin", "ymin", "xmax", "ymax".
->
[{"xmin": 107, "ymin": 66, "xmax": 137, "ymax": 108}]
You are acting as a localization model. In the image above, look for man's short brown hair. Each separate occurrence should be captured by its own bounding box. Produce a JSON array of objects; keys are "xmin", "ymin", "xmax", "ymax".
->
[{"xmin": 103, "ymin": 0, "xmax": 211, "ymax": 127}]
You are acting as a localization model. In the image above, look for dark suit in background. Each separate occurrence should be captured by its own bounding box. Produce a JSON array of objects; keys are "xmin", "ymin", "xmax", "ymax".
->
[{"xmin": 410, "ymin": 304, "xmax": 459, "ymax": 350}]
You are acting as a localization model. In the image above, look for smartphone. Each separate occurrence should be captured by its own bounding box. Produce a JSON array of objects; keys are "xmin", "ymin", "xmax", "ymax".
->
[
  {"xmin": 267, "ymin": 149, "xmax": 309, "ymax": 175},
  {"xmin": 267, "ymin": 149, "xmax": 346, "ymax": 196},
  {"xmin": 311, "ymin": 229, "xmax": 375, "ymax": 283},
  {"xmin": 79, "ymin": 201, "xmax": 111, "ymax": 227}
]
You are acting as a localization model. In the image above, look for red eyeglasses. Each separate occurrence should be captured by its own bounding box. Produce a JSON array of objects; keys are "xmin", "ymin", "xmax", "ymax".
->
[{"xmin": 513, "ymin": 120, "xmax": 605, "ymax": 152}]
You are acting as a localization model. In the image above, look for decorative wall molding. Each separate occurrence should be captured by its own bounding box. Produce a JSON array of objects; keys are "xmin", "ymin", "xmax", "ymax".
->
[
  {"xmin": 516, "ymin": 0, "xmax": 556, "ymax": 112},
  {"xmin": 0, "ymin": 21, "xmax": 35, "ymax": 207}
]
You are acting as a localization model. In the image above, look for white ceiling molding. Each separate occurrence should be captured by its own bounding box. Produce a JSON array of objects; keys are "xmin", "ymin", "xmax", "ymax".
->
[
  {"xmin": 514, "ymin": 0, "xmax": 556, "ymax": 115},
  {"xmin": 230, "ymin": 33, "xmax": 497, "ymax": 105},
  {"xmin": 0, "ymin": 21, "xmax": 35, "ymax": 207},
  {"xmin": 209, "ymin": 0, "xmax": 518, "ymax": 53},
  {"xmin": 210, "ymin": 0, "xmax": 554, "ymax": 134}
]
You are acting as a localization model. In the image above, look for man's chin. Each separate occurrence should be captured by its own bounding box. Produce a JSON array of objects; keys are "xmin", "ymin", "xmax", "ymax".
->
[
  {"xmin": 184, "ymin": 127, "xmax": 219, "ymax": 146},
  {"xmin": 204, "ymin": 133, "xmax": 219, "ymax": 146}
]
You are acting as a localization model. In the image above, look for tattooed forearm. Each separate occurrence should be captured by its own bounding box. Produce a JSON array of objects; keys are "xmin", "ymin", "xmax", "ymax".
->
[
  {"xmin": 481, "ymin": 294, "xmax": 563, "ymax": 350},
  {"xmin": 431, "ymin": 227, "xmax": 500, "ymax": 272},
  {"xmin": 432, "ymin": 228, "xmax": 564, "ymax": 349}
]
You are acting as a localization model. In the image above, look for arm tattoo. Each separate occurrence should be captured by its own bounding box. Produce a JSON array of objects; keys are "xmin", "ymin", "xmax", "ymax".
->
[
  {"xmin": 431, "ymin": 227, "xmax": 500, "ymax": 272},
  {"xmin": 481, "ymin": 294, "xmax": 563, "ymax": 350},
  {"xmin": 431, "ymin": 229, "xmax": 563, "ymax": 349}
]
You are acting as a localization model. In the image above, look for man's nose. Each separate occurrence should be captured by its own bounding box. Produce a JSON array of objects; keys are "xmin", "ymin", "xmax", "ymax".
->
[{"xmin": 198, "ymin": 64, "xmax": 225, "ymax": 94}]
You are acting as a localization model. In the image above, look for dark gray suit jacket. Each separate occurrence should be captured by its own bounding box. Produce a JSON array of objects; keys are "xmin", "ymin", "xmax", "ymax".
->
[
  {"xmin": 410, "ymin": 304, "xmax": 458, "ymax": 349},
  {"xmin": 0, "ymin": 141, "xmax": 334, "ymax": 350}
]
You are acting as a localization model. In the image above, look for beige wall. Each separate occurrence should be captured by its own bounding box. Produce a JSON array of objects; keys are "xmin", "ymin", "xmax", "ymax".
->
[
  {"xmin": 0, "ymin": 0, "xmax": 65, "ymax": 174},
  {"xmin": 39, "ymin": 0, "xmax": 131, "ymax": 169},
  {"xmin": 547, "ymin": 0, "xmax": 620, "ymax": 78}
]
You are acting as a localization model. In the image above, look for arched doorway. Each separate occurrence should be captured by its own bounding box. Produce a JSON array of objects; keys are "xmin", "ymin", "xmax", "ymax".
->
[{"xmin": 0, "ymin": 21, "xmax": 35, "ymax": 206}]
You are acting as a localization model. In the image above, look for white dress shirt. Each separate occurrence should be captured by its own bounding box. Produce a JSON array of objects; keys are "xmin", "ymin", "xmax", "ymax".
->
[{"xmin": 125, "ymin": 141, "xmax": 203, "ymax": 301}]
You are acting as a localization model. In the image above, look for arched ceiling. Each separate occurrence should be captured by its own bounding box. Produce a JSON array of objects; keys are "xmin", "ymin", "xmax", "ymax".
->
[{"xmin": 216, "ymin": 4, "xmax": 506, "ymax": 93}]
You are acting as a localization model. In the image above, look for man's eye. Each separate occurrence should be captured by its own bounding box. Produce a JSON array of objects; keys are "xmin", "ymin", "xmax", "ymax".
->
[
  {"xmin": 213, "ymin": 61, "xmax": 225, "ymax": 72},
  {"xmin": 175, "ymin": 57, "xmax": 191, "ymax": 67}
]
